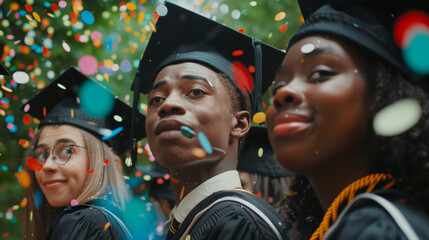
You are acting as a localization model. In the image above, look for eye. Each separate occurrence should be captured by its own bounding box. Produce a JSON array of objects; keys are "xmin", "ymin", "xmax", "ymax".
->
[
  {"xmin": 148, "ymin": 96, "xmax": 165, "ymax": 106},
  {"xmin": 271, "ymin": 81, "xmax": 287, "ymax": 96},
  {"xmin": 187, "ymin": 88, "xmax": 206, "ymax": 97},
  {"xmin": 309, "ymin": 69, "xmax": 335, "ymax": 83}
]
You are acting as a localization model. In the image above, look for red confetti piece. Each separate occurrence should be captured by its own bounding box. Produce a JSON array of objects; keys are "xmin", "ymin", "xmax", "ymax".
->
[
  {"xmin": 23, "ymin": 114, "xmax": 31, "ymax": 125},
  {"xmin": 135, "ymin": 170, "xmax": 142, "ymax": 177},
  {"xmin": 280, "ymin": 25, "xmax": 288, "ymax": 32},
  {"xmin": 248, "ymin": 65, "xmax": 255, "ymax": 73},
  {"xmin": 43, "ymin": 107, "xmax": 47, "ymax": 117},
  {"xmin": 25, "ymin": 4, "xmax": 33, "ymax": 12},
  {"xmin": 87, "ymin": 169, "xmax": 95, "ymax": 175},
  {"xmin": 104, "ymin": 159, "xmax": 109, "ymax": 164},
  {"xmin": 230, "ymin": 61, "xmax": 254, "ymax": 94},
  {"xmin": 27, "ymin": 157, "xmax": 43, "ymax": 171},
  {"xmin": 238, "ymin": 28, "xmax": 245, "ymax": 33},
  {"xmin": 232, "ymin": 50, "xmax": 243, "ymax": 57},
  {"xmin": 156, "ymin": 178, "xmax": 164, "ymax": 185},
  {"xmin": 3, "ymin": 232, "xmax": 10, "ymax": 237},
  {"xmin": 51, "ymin": 3, "xmax": 59, "ymax": 11},
  {"xmin": 256, "ymin": 193, "xmax": 261, "ymax": 197},
  {"xmin": 393, "ymin": 10, "xmax": 429, "ymax": 48},
  {"xmin": 29, "ymin": 127, "xmax": 35, "ymax": 138}
]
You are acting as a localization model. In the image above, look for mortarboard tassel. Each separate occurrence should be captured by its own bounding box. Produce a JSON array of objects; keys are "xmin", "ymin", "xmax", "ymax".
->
[
  {"xmin": 252, "ymin": 38, "xmax": 263, "ymax": 115},
  {"xmin": 130, "ymin": 71, "xmax": 142, "ymax": 169}
]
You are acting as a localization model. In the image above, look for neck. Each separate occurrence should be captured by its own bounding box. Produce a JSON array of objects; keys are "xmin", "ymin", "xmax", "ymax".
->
[
  {"xmin": 169, "ymin": 144, "xmax": 238, "ymax": 205},
  {"xmin": 307, "ymin": 152, "xmax": 371, "ymax": 211}
]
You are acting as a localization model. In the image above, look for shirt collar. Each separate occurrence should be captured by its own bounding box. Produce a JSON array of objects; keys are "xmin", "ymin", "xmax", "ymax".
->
[{"xmin": 170, "ymin": 170, "xmax": 241, "ymax": 223}]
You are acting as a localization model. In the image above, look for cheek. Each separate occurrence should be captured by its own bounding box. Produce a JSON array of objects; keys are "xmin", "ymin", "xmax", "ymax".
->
[{"xmin": 35, "ymin": 171, "xmax": 43, "ymax": 186}]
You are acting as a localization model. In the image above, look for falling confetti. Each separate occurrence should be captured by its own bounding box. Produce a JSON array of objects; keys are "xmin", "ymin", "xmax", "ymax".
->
[
  {"xmin": 104, "ymin": 222, "xmax": 111, "ymax": 231},
  {"xmin": 15, "ymin": 169, "xmax": 31, "ymax": 188},
  {"xmin": 373, "ymin": 98, "xmax": 422, "ymax": 136},
  {"xmin": 258, "ymin": 147, "xmax": 263, "ymax": 157},
  {"xmin": 62, "ymin": 41, "xmax": 71, "ymax": 52},
  {"xmin": 27, "ymin": 157, "xmax": 43, "ymax": 171},
  {"xmin": 70, "ymin": 199, "xmax": 79, "ymax": 206},
  {"xmin": 13, "ymin": 71, "xmax": 30, "ymax": 84},
  {"xmin": 253, "ymin": 112, "xmax": 266, "ymax": 124},
  {"xmin": 78, "ymin": 79, "xmax": 115, "ymax": 118},
  {"xmin": 81, "ymin": 10, "xmax": 95, "ymax": 25},
  {"xmin": 197, "ymin": 132, "xmax": 213, "ymax": 154},
  {"xmin": 101, "ymin": 127, "xmax": 124, "ymax": 140},
  {"xmin": 87, "ymin": 169, "xmax": 95, "ymax": 174},
  {"xmin": 179, "ymin": 186, "xmax": 185, "ymax": 200},
  {"xmin": 192, "ymin": 148, "xmax": 207, "ymax": 159},
  {"xmin": 275, "ymin": 12, "xmax": 286, "ymax": 21},
  {"xmin": 231, "ymin": 61, "xmax": 254, "ymax": 94},
  {"xmin": 180, "ymin": 126, "xmax": 196, "ymax": 138},
  {"xmin": 78, "ymin": 55, "xmax": 98, "ymax": 75}
]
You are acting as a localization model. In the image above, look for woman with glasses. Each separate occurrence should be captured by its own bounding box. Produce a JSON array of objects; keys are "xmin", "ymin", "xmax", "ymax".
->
[{"xmin": 20, "ymin": 67, "xmax": 146, "ymax": 239}]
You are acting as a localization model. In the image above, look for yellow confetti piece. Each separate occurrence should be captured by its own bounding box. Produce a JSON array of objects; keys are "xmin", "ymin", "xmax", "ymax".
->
[
  {"xmin": 149, "ymin": 21, "xmax": 156, "ymax": 32},
  {"xmin": 203, "ymin": 5, "xmax": 212, "ymax": 10},
  {"xmin": 71, "ymin": 109, "xmax": 74, "ymax": 118},
  {"xmin": 179, "ymin": 186, "xmax": 185, "ymax": 200},
  {"xmin": 300, "ymin": 15, "xmax": 305, "ymax": 23},
  {"xmin": 127, "ymin": 3, "xmax": 137, "ymax": 11},
  {"xmin": 1, "ymin": 86, "xmax": 12, "ymax": 92},
  {"xmin": 285, "ymin": 190, "xmax": 297, "ymax": 196},
  {"xmin": 104, "ymin": 222, "xmax": 111, "ymax": 231},
  {"xmin": 275, "ymin": 11, "xmax": 286, "ymax": 21},
  {"xmin": 140, "ymin": 34, "xmax": 146, "ymax": 42},
  {"xmin": 258, "ymin": 147, "xmax": 263, "ymax": 157},
  {"xmin": 125, "ymin": 26, "xmax": 132, "ymax": 32},
  {"xmin": 103, "ymin": 73, "xmax": 109, "ymax": 82},
  {"xmin": 30, "ymin": 210, "xmax": 33, "ymax": 222},
  {"xmin": 12, "ymin": 205, "xmax": 19, "ymax": 210},
  {"xmin": 104, "ymin": 59, "xmax": 114, "ymax": 68},
  {"xmin": 138, "ymin": 12, "xmax": 144, "ymax": 23},
  {"xmin": 47, "ymin": 12, "xmax": 55, "ymax": 18},
  {"xmin": 253, "ymin": 112, "xmax": 266, "ymax": 124},
  {"xmin": 33, "ymin": 12, "xmax": 41, "ymax": 22},
  {"xmin": 25, "ymin": 14, "xmax": 33, "ymax": 21},
  {"xmin": 185, "ymin": 235, "xmax": 191, "ymax": 240}
]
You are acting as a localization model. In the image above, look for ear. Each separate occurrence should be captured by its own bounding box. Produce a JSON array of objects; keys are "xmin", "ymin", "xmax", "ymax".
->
[{"xmin": 230, "ymin": 110, "xmax": 251, "ymax": 139}]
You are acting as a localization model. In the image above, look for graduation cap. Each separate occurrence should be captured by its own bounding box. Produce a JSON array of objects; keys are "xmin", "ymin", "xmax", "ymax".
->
[
  {"xmin": 20, "ymin": 67, "xmax": 146, "ymax": 157},
  {"xmin": 238, "ymin": 126, "xmax": 293, "ymax": 177},
  {"xmin": 289, "ymin": 0, "xmax": 429, "ymax": 79},
  {"xmin": 130, "ymin": 1, "xmax": 284, "ymax": 163},
  {"xmin": 0, "ymin": 62, "xmax": 9, "ymax": 76}
]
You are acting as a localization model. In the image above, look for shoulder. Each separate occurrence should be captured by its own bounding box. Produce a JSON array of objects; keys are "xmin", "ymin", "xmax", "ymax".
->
[
  {"xmin": 327, "ymin": 190, "xmax": 429, "ymax": 239},
  {"xmin": 185, "ymin": 190, "xmax": 289, "ymax": 240},
  {"xmin": 47, "ymin": 205, "xmax": 114, "ymax": 240}
]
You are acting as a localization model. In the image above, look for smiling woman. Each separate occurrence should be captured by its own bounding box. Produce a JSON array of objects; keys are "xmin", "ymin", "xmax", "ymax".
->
[{"xmin": 20, "ymin": 67, "xmax": 146, "ymax": 239}]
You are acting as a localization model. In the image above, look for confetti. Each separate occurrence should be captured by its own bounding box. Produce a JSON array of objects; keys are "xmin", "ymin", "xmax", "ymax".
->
[
  {"xmin": 70, "ymin": 199, "xmax": 79, "ymax": 206},
  {"xmin": 104, "ymin": 222, "xmax": 111, "ymax": 231},
  {"xmin": 78, "ymin": 79, "xmax": 114, "ymax": 118},
  {"xmin": 62, "ymin": 41, "xmax": 71, "ymax": 52},
  {"xmin": 20, "ymin": 197, "xmax": 28, "ymax": 208},
  {"xmin": 253, "ymin": 112, "xmax": 266, "ymax": 124},
  {"xmin": 156, "ymin": 4, "xmax": 168, "ymax": 16},
  {"xmin": 15, "ymin": 169, "xmax": 31, "ymax": 188},
  {"xmin": 232, "ymin": 50, "xmax": 243, "ymax": 56},
  {"xmin": 101, "ymin": 127, "xmax": 124, "ymax": 140},
  {"xmin": 81, "ymin": 10, "xmax": 95, "ymax": 25},
  {"xmin": 258, "ymin": 147, "xmax": 263, "ymax": 157},
  {"xmin": 192, "ymin": 148, "xmax": 207, "ymax": 159},
  {"xmin": 13, "ymin": 71, "xmax": 30, "ymax": 84},
  {"xmin": 373, "ymin": 98, "xmax": 422, "ymax": 136},
  {"xmin": 179, "ymin": 186, "xmax": 185, "ymax": 200},
  {"xmin": 104, "ymin": 159, "xmax": 109, "ymax": 164},
  {"xmin": 171, "ymin": 178, "xmax": 180, "ymax": 184},
  {"xmin": 231, "ymin": 61, "xmax": 254, "ymax": 94},
  {"xmin": 87, "ymin": 169, "xmax": 95, "ymax": 174},
  {"xmin": 78, "ymin": 55, "xmax": 98, "ymax": 75},
  {"xmin": 275, "ymin": 12, "xmax": 286, "ymax": 21},
  {"xmin": 185, "ymin": 235, "xmax": 191, "ymax": 240},
  {"xmin": 180, "ymin": 126, "xmax": 196, "ymax": 138},
  {"xmin": 197, "ymin": 132, "xmax": 213, "ymax": 154},
  {"xmin": 27, "ymin": 157, "xmax": 43, "ymax": 171}
]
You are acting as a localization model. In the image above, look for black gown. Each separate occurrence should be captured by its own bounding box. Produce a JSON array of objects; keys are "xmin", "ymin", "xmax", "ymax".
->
[
  {"xmin": 168, "ymin": 189, "xmax": 292, "ymax": 240},
  {"xmin": 326, "ymin": 189, "xmax": 429, "ymax": 239},
  {"xmin": 46, "ymin": 199, "xmax": 132, "ymax": 240}
]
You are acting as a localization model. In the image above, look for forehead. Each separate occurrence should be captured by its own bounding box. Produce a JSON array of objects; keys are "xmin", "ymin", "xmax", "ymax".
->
[
  {"xmin": 154, "ymin": 62, "xmax": 222, "ymax": 85},
  {"xmin": 38, "ymin": 125, "xmax": 85, "ymax": 144},
  {"xmin": 287, "ymin": 35, "xmax": 352, "ymax": 59}
]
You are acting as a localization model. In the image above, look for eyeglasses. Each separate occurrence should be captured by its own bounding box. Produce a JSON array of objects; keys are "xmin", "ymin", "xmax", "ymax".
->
[{"xmin": 31, "ymin": 142, "xmax": 87, "ymax": 165}]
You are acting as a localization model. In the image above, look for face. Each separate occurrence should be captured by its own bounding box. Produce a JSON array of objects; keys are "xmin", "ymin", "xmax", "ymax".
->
[
  {"xmin": 145, "ymin": 62, "xmax": 235, "ymax": 168},
  {"xmin": 266, "ymin": 36, "xmax": 371, "ymax": 174},
  {"xmin": 35, "ymin": 125, "xmax": 89, "ymax": 207}
]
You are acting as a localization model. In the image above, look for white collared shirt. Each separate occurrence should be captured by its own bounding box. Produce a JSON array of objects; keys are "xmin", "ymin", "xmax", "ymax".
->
[{"xmin": 169, "ymin": 170, "xmax": 241, "ymax": 223}]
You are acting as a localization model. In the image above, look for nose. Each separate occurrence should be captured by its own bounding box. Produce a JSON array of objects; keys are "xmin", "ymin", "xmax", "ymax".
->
[
  {"xmin": 42, "ymin": 153, "xmax": 58, "ymax": 173},
  {"xmin": 272, "ymin": 83, "xmax": 304, "ymax": 110},
  {"xmin": 158, "ymin": 93, "xmax": 186, "ymax": 118}
]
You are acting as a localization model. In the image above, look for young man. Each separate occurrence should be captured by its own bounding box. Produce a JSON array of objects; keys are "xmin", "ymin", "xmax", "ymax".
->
[{"xmin": 132, "ymin": 2, "xmax": 290, "ymax": 239}]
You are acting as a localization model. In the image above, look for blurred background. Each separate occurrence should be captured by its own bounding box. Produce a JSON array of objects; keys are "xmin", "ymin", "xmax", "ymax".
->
[{"xmin": 0, "ymin": 0, "xmax": 301, "ymax": 238}]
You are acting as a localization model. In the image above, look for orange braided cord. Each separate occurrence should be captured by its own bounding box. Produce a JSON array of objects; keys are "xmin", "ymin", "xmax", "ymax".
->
[{"xmin": 310, "ymin": 173, "xmax": 396, "ymax": 240}]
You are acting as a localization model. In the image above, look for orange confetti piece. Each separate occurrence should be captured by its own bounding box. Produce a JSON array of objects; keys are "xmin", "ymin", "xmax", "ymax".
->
[
  {"xmin": 248, "ymin": 65, "xmax": 255, "ymax": 73},
  {"xmin": 87, "ymin": 169, "xmax": 95, "ymax": 175},
  {"xmin": 104, "ymin": 222, "xmax": 111, "ymax": 231},
  {"xmin": 171, "ymin": 178, "xmax": 180, "ymax": 184},
  {"xmin": 232, "ymin": 50, "xmax": 243, "ymax": 57},
  {"xmin": 149, "ymin": 21, "xmax": 156, "ymax": 32},
  {"xmin": 275, "ymin": 11, "xmax": 286, "ymax": 21},
  {"xmin": 20, "ymin": 197, "xmax": 28, "ymax": 208},
  {"xmin": 104, "ymin": 159, "xmax": 109, "ymax": 164},
  {"xmin": 203, "ymin": 5, "xmax": 212, "ymax": 10},
  {"xmin": 179, "ymin": 186, "xmax": 185, "ymax": 200},
  {"xmin": 43, "ymin": 107, "xmax": 47, "ymax": 117},
  {"xmin": 15, "ymin": 170, "xmax": 31, "ymax": 188},
  {"xmin": 1, "ymin": 85, "xmax": 12, "ymax": 92},
  {"xmin": 135, "ymin": 170, "xmax": 142, "ymax": 177},
  {"xmin": 300, "ymin": 15, "xmax": 305, "ymax": 23},
  {"xmin": 192, "ymin": 148, "xmax": 207, "ymax": 159}
]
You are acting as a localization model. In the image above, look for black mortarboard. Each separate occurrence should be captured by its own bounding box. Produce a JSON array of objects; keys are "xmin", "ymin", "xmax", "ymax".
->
[
  {"xmin": 0, "ymin": 62, "xmax": 9, "ymax": 76},
  {"xmin": 238, "ymin": 126, "xmax": 293, "ymax": 177},
  {"xmin": 130, "ymin": 1, "xmax": 284, "ymax": 163},
  {"xmin": 20, "ymin": 67, "xmax": 146, "ymax": 156},
  {"xmin": 289, "ymin": 0, "xmax": 428, "ymax": 79}
]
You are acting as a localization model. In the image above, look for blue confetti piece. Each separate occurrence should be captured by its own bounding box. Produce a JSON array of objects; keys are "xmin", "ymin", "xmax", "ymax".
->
[
  {"xmin": 10, "ymin": 125, "xmax": 18, "ymax": 133},
  {"xmin": 81, "ymin": 10, "xmax": 95, "ymax": 25},
  {"xmin": 34, "ymin": 189, "xmax": 42, "ymax": 210},
  {"xmin": 102, "ymin": 126, "xmax": 124, "ymax": 140},
  {"xmin": 18, "ymin": 165, "xmax": 23, "ymax": 172},
  {"xmin": 5, "ymin": 115, "xmax": 15, "ymax": 123},
  {"xmin": 180, "ymin": 126, "xmax": 196, "ymax": 138},
  {"xmin": 198, "ymin": 132, "xmax": 213, "ymax": 154},
  {"xmin": 1, "ymin": 165, "xmax": 8, "ymax": 171},
  {"xmin": 403, "ymin": 31, "xmax": 429, "ymax": 75}
]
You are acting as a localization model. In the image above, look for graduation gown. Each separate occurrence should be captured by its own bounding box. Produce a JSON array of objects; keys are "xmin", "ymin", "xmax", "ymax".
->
[
  {"xmin": 325, "ymin": 189, "xmax": 429, "ymax": 239},
  {"xmin": 168, "ymin": 190, "xmax": 292, "ymax": 240},
  {"xmin": 46, "ymin": 199, "xmax": 132, "ymax": 240}
]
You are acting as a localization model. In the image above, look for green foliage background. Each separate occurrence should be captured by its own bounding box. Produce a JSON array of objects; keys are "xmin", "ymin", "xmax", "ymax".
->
[{"xmin": 0, "ymin": 0, "xmax": 301, "ymax": 238}]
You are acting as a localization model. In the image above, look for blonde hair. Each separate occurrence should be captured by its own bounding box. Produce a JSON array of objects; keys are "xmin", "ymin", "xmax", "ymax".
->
[{"xmin": 23, "ymin": 125, "xmax": 130, "ymax": 239}]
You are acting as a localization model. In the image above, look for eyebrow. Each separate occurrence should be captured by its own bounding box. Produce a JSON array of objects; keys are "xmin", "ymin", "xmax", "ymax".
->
[
  {"xmin": 149, "ymin": 74, "xmax": 216, "ymax": 93},
  {"xmin": 37, "ymin": 138, "xmax": 77, "ymax": 148},
  {"xmin": 303, "ymin": 47, "xmax": 343, "ymax": 59}
]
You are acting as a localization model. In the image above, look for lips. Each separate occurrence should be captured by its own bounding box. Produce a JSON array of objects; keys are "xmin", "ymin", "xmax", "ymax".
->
[
  {"xmin": 154, "ymin": 119, "xmax": 192, "ymax": 137},
  {"xmin": 43, "ymin": 179, "xmax": 67, "ymax": 188},
  {"xmin": 272, "ymin": 112, "xmax": 313, "ymax": 136}
]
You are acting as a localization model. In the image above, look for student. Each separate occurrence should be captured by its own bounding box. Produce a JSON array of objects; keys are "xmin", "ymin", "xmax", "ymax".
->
[
  {"xmin": 237, "ymin": 126, "xmax": 294, "ymax": 211},
  {"xmin": 132, "ymin": 2, "xmax": 290, "ymax": 239},
  {"xmin": 21, "ymin": 67, "xmax": 146, "ymax": 239},
  {"xmin": 265, "ymin": 0, "xmax": 429, "ymax": 239}
]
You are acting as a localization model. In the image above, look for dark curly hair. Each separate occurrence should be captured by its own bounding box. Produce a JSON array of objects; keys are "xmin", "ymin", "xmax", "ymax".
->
[{"xmin": 280, "ymin": 51, "xmax": 429, "ymax": 239}]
